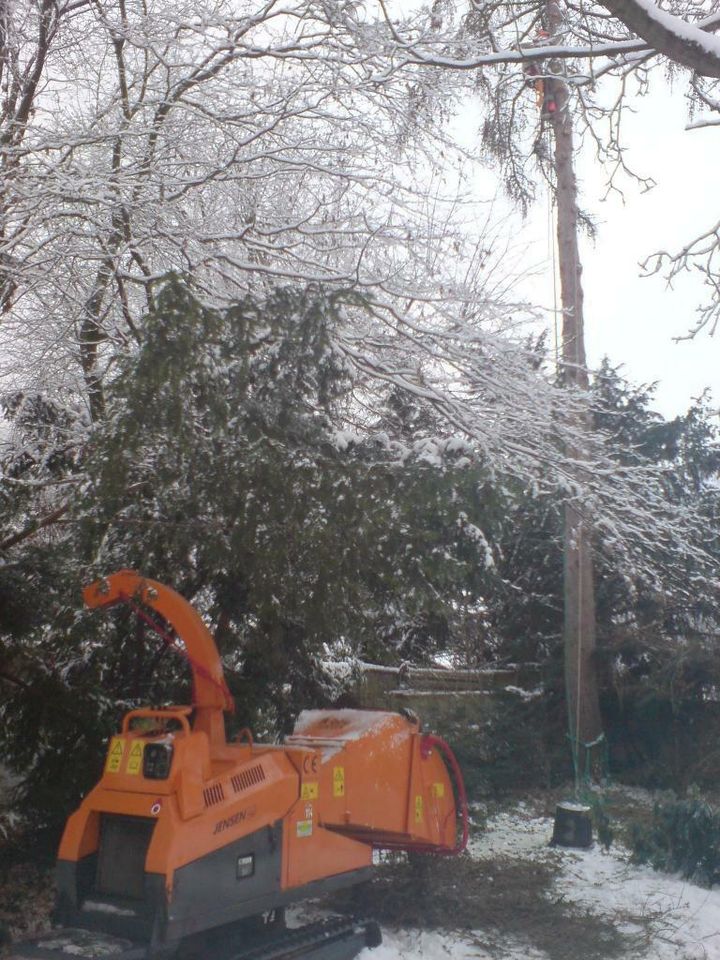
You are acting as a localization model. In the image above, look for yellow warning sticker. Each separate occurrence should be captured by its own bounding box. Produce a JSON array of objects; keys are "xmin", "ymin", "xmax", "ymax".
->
[
  {"xmin": 432, "ymin": 782, "xmax": 445, "ymax": 798},
  {"xmin": 105, "ymin": 737, "xmax": 125, "ymax": 774},
  {"xmin": 414, "ymin": 795, "xmax": 424, "ymax": 823},
  {"xmin": 301, "ymin": 782, "xmax": 319, "ymax": 800},
  {"xmin": 333, "ymin": 766, "xmax": 345, "ymax": 798},
  {"xmin": 126, "ymin": 740, "xmax": 145, "ymax": 776},
  {"xmin": 296, "ymin": 819, "xmax": 313, "ymax": 838}
]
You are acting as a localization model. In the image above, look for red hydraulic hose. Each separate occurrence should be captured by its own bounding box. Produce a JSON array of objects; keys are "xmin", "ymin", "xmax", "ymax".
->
[
  {"xmin": 420, "ymin": 732, "xmax": 469, "ymax": 856},
  {"xmin": 374, "ymin": 732, "xmax": 469, "ymax": 857},
  {"xmin": 118, "ymin": 591, "xmax": 234, "ymax": 711}
]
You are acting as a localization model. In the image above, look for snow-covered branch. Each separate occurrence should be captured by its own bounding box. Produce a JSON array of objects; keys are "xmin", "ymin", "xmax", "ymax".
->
[
  {"xmin": 599, "ymin": 1, "xmax": 720, "ymax": 78},
  {"xmin": 643, "ymin": 220, "xmax": 720, "ymax": 339}
]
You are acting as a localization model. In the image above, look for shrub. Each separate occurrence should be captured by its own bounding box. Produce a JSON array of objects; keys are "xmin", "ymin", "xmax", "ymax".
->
[{"xmin": 630, "ymin": 791, "xmax": 720, "ymax": 886}]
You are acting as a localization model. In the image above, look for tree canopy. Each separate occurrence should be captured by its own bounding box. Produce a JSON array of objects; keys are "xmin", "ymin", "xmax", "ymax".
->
[
  {"xmin": 1, "ymin": 0, "xmax": 719, "ymax": 830},
  {"xmin": 1, "ymin": 278, "xmax": 718, "ymax": 828}
]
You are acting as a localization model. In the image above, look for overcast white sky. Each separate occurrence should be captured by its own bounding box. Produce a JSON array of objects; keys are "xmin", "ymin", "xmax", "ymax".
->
[
  {"xmin": 457, "ymin": 74, "xmax": 718, "ymax": 420},
  {"xmin": 532, "ymin": 84, "xmax": 718, "ymax": 419}
]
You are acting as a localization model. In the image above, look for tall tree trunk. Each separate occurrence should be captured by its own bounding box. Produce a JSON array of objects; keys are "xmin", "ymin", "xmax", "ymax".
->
[{"xmin": 545, "ymin": 2, "xmax": 604, "ymax": 769}]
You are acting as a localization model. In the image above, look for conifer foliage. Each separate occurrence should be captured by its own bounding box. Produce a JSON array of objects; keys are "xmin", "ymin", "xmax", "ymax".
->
[
  {"xmin": 1, "ymin": 281, "xmax": 718, "ymax": 828},
  {"xmin": 590, "ymin": 361, "xmax": 720, "ymax": 707},
  {"xmin": 0, "ymin": 278, "xmax": 498, "ymax": 828}
]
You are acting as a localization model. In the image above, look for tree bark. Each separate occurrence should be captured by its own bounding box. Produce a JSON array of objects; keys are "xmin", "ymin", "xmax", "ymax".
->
[{"xmin": 545, "ymin": 2, "xmax": 604, "ymax": 762}]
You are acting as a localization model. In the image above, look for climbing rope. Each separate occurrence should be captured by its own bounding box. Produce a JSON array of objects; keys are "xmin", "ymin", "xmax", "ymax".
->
[{"xmin": 567, "ymin": 730, "xmax": 610, "ymax": 790}]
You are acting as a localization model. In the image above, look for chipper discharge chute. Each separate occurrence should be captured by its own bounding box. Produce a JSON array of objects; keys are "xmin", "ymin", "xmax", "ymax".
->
[{"xmin": 11, "ymin": 570, "xmax": 468, "ymax": 960}]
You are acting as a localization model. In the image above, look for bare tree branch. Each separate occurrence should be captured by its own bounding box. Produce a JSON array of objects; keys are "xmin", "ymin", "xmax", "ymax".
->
[{"xmin": 0, "ymin": 502, "xmax": 71, "ymax": 551}]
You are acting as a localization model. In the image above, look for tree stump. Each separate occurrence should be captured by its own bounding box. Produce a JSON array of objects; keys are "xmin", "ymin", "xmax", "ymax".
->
[{"xmin": 550, "ymin": 802, "xmax": 593, "ymax": 848}]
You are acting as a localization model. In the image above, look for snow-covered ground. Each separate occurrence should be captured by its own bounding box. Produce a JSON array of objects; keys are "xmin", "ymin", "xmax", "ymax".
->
[{"xmin": 360, "ymin": 801, "xmax": 720, "ymax": 960}]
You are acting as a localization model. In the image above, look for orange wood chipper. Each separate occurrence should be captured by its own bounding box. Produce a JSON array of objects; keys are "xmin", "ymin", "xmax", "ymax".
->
[{"xmin": 12, "ymin": 571, "xmax": 467, "ymax": 960}]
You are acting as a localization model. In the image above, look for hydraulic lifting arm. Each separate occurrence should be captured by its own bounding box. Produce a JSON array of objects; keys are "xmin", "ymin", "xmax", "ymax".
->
[{"xmin": 83, "ymin": 569, "xmax": 234, "ymax": 744}]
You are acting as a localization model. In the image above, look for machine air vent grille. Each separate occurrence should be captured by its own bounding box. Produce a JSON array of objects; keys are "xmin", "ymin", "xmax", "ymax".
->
[
  {"xmin": 231, "ymin": 764, "xmax": 266, "ymax": 794},
  {"xmin": 203, "ymin": 783, "xmax": 225, "ymax": 807}
]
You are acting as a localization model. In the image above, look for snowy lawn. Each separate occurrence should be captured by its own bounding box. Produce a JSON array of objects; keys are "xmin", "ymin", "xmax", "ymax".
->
[
  {"xmin": 5, "ymin": 792, "xmax": 720, "ymax": 960},
  {"xmin": 357, "ymin": 797, "xmax": 720, "ymax": 960}
]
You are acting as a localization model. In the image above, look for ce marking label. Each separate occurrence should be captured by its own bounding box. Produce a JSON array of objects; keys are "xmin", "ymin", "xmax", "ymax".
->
[{"xmin": 303, "ymin": 754, "xmax": 319, "ymax": 775}]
